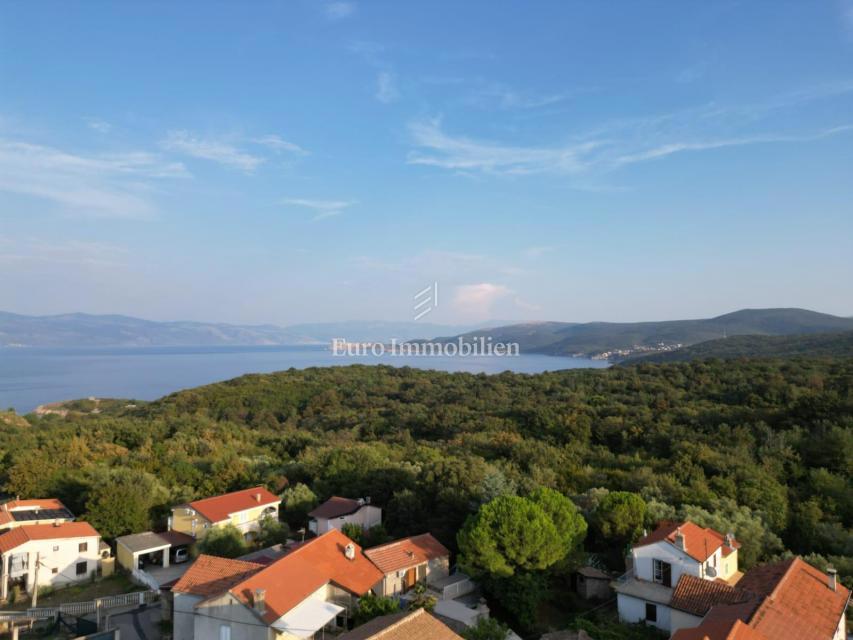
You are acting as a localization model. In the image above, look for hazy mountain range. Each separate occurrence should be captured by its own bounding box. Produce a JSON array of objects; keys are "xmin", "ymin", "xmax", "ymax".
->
[
  {"xmin": 2, "ymin": 309, "xmax": 853, "ymax": 363},
  {"xmin": 0, "ymin": 312, "xmax": 477, "ymax": 348},
  {"xmin": 428, "ymin": 308, "xmax": 853, "ymax": 360}
]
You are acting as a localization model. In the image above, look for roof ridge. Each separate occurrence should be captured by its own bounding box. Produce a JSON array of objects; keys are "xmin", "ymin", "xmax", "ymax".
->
[
  {"xmin": 367, "ymin": 533, "xmax": 428, "ymax": 551},
  {"xmin": 374, "ymin": 609, "xmax": 425, "ymax": 638}
]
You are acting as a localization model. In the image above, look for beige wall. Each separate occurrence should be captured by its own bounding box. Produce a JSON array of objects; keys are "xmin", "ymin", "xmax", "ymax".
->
[
  {"xmin": 311, "ymin": 505, "xmax": 382, "ymax": 535},
  {"xmin": 171, "ymin": 506, "xmax": 213, "ymax": 539},
  {"xmin": 194, "ymin": 592, "xmax": 272, "ymax": 640},
  {"xmin": 171, "ymin": 503, "xmax": 279, "ymax": 540},
  {"xmin": 377, "ymin": 556, "xmax": 449, "ymax": 597}
]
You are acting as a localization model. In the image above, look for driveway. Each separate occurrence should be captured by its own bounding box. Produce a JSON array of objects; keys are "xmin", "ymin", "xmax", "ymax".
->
[
  {"xmin": 145, "ymin": 563, "xmax": 190, "ymax": 587},
  {"xmin": 107, "ymin": 602, "xmax": 163, "ymax": 640}
]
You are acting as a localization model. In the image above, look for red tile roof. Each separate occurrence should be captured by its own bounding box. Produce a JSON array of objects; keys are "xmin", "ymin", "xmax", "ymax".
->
[
  {"xmin": 308, "ymin": 496, "xmax": 364, "ymax": 520},
  {"xmin": 0, "ymin": 522, "xmax": 99, "ymax": 553},
  {"xmin": 670, "ymin": 574, "xmax": 756, "ymax": 617},
  {"xmin": 187, "ymin": 487, "xmax": 280, "ymax": 523},
  {"xmin": 365, "ymin": 533, "xmax": 450, "ymax": 574},
  {"xmin": 339, "ymin": 608, "xmax": 463, "ymax": 639},
  {"xmin": 172, "ymin": 554, "xmax": 264, "ymax": 597},
  {"xmin": 635, "ymin": 521, "xmax": 739, "ymax": 563},
  {"xmin": 672, "ymin": 619, "xmax": 768, "ymax": 640},
  {"xmin": 747, "ymin": 557, "xmax": 849, "ymax": 640},
  {"xmin": 0, "ymin": 498, "xmax": 71, "ymax": 526},
  {"xmin": 229, "ymin": 529, "xmax": 384, "ymax": 625},
  {"xmin": 675, "ymin": 557, "xmax": 849, "ymax": 640}
]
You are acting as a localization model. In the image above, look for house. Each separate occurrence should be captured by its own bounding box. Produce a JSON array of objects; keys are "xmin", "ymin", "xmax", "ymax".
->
[
  {"xmin": 170, "ymin": 486, "xmax": 281, "ymax": 542},
  {"xmin": 308, "ymin": 497, "xmax": 382, "ymax": 535},
  {"xmin": 671, "ymin": 557, "xmax": 849, "ymax": 640},
  {"xmin": 364, "ymin": 533, "xmax": 450, "ymax": 597},
  {"xmin": 338, "ymin": 607, "xmax": 463, "ymax": 639},
  {"xmin": 172, "ymin": 528, "xmax": 384, "ymax": 640},
  {"xmin": 576, "ymin": 566, "xmax": 612, "ymax": 600},
  {"xmin": 0, "ymin": 521, "xmax": 101, "ymax": 600},
  {"xmin": 613, "ymin": 521, "xmax": 740, "ymax": 633},
  {"xmin": 0, "ymin": 498, "xmax": 75, "ymax": 533}
]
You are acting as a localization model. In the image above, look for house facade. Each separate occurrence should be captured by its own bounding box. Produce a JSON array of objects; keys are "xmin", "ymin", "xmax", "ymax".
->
[
  {"xmin": 339, "ymin": 608, "xmax": 463, "ymax": 639},
  {"xmin": 614, "ymin": 521, "xmax": 740, "ymax": 633},
  {"xmin": 308, "ymin": 497, "xmax": 382, "ymax": 535},
  {"xmin": 364, "ymin": 533, "xmax": 450, "ymax": 597},
  {"xmin": 172, "ymin": 529, "xmax": 384, "ymax": 640},
  {"xmin": 0, "ymin": 522, "xmax": 101, "ymax": 600},
  {"xmin": 170, "ymin": 487, "xmax": 281, "ymax": 542},
  {"xmin": 0, "ymin": 498, "xmax": 75, "ymax": 533}
]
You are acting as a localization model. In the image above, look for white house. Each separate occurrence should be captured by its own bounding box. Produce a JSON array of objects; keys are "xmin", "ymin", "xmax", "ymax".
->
[
  {"xmin": 172, "ymin": 528, "xmax": 384, "ymax": 640},
  {"xmin": 0, "ymin": 521, "xmax": 101, "ymax": 600},
  {"xmin": 308, "ymin": 497, "xmax": 382, "ymax": 535},
  {"xmin": 613, "ymin": 520, "xmax": 740, "ymax": 633}
]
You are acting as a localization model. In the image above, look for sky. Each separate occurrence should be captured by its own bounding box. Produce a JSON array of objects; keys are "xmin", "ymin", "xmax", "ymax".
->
[{"xmin": 1, "ymin": 1, "xmax": 852, "ymax": 326}]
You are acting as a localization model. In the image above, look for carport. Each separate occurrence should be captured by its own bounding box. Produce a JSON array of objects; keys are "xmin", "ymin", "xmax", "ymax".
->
[{"xmin": 116, "ymin": 531, "xmax": 195, "ymax": 572}]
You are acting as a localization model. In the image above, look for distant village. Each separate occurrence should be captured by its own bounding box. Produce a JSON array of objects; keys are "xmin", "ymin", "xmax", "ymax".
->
[{"xmin": 588, "ymin": 343, "xmax": 685, "ymax": 361}]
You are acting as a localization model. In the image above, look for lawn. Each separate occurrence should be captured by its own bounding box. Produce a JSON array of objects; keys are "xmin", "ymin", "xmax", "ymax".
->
[{"xmin": 9, "ymin": 573, "xmax": 145, "ymax": 610}]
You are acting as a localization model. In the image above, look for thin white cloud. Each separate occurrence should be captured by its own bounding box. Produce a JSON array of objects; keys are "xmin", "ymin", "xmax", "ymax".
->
[
  {"xmin": 523, "ymin": 246, "xmax": 555, "ymax": 259},
  {"xmin": 0, "ymin": 139, "xmax": 187, "ymax": 218},
  {"xmin": 325, "ymin": 2, "xmax": 355, "ymax": 20},
  {"xmin": 161, "ymin": 131, "xmax": 263, "ymax": 172},
  {"xmin": 282, "ymin": 197, "xmax": 354, "ymax": 221},
  {"xmin": 86, "ymin": 118, "xmax": 113, "ymax": 134},
  {"xmin": 376, "ymin": 72, "xmax": 400, "ymax": 104},
  {"xmin": 0, "ymin": 238, "xmax": 128, "ymax": 267},
  {"xmin": 251, "ymin": 134, "xmax": 307, "ymax": 155}
]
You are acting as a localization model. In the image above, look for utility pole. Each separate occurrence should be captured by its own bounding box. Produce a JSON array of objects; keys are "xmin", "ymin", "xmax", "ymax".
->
[{"xmin": 30, "ymin": 552, "xmax": 40, "ymax": 608}]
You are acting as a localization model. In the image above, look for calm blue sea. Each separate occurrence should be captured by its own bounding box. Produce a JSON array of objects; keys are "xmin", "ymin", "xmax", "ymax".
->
[{"xmin": 0, "ymin": 345, "xmax": 608, "ymax": 414}]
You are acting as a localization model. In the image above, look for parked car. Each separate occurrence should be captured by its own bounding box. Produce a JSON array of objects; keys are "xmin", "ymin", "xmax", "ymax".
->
[{"xmin": 174, "ymin": 547, "xmax": 190, "ymax": 564}]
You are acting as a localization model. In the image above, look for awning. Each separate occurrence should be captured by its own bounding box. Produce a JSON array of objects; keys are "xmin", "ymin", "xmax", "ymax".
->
[{"xmin": 271, "ymin": 599, "xmax": 344, "ymax": 638}]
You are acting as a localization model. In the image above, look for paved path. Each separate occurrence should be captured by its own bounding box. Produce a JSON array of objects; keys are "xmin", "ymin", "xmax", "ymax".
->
[{"xmin": 108, "ymin": 602, "xmax": 162, "ymax": 640}]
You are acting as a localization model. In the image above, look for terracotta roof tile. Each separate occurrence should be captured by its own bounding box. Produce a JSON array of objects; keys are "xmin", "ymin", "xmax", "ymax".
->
[
  {"xmin": 748, "ymin": 557, "xmax": 849, "ymax": 640},
  {"xmin": 339, "ymin": 608, "xmax": 463, "ymax": 640},
  {"xmin": 187, "ymin": 487, "xmax": 279, "ymax": 523},
  {"xmin": 635, "ymin": 521, "xmax": 737, "ymax": 563},
  {"xmin": 365, "ymin": 533, "xmax": 449, "ymax": 574},
  {"xmin": 229, "ymin": 529, "xmax": 383, "ymax": 624},
  {"xmin": 672, "ymin": 619, "xmax": 768, "ymax": 640},
  {"xmin": 172, "ymin": 554, "xmax": 264, "ymax": 597},
  {"xmin": 309, "ymin": 496, "xmax": 364, "ymax": 520},
  {"xmin": 670, "ymin": 574, "xmax": 757, "ymax": 617},
  {"xmin": 0, "ymin": 522, "xmax": 99, "ymax": 553}
]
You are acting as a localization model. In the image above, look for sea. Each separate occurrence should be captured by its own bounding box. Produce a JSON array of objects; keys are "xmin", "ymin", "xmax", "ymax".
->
[{"xmin": 0, "ymin": 345, "xmax": 609, "ymax": 414}]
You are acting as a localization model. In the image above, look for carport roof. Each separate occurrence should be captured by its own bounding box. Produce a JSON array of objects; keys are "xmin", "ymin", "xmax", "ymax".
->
[{"xmin": 117, "ymin": 530, "xmax": 195, "ymax": 554}]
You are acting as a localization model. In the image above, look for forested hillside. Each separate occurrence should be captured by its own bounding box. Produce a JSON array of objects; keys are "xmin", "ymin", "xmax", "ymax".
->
[{"xmin": 1, "ymin": 360, "xmax": 850, "ymax": 588}]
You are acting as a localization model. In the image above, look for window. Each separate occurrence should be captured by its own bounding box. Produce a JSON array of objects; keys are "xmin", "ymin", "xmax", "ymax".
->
[
  {"xmin": 219, "ymin": 625, "xmax": 231, "ymax": 640},
  {"xmin": 53, "ymin": 545, "xmax": 59, "ymax": 552},
  {"xmin": 645, "ymin": 603, "xmax": 657, "ymax": 622},
  {"xmin": 52, "ymin": 568, "xmax": 58, "ymax": 574},
  {"xmin": 76, "ymin": 561, "xmax": 88, "ymax": 576},
  {"xmin": 79, "ymin": 542, "xmax": 88, "ymax": 552},
  {"xmin": 652, "ymin": 559, "xmax": 672, "ymax": 587}
]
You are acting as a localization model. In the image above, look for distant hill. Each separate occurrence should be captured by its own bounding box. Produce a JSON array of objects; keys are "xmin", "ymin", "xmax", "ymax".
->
[
  {"xmin": 0, "ymin": 312, "xmax": 476, "ymax": 348},
  {"xmin": 429, "ymin": 309, "xmax": 853, "ymax": 360},
  {"xmin": 622, "ymin": 330, "xmax": 853, "ymax": 364}
]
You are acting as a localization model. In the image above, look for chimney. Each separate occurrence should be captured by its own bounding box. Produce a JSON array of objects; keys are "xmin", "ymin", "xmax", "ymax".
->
[
  {"xmin": 827, "ymin": 566, "xmax": 837, "ymax": 592},
  {"xmin": 725, "ymin": 532, "xmax": 734, "ymax": 547},
  {"xmin": 253, "ymin": 588, "xmax": 266, "ymax": 614},
  {"xmin": 674, "ymin": 528, "xmax": 686, "ymax": 551},
  {"xmin": 254, "ymin": 493, "xmax": 262, "ymax": 503},
  {"xmin": 344, "ymin": 543, "xmax": 356, "ymax": 561},
  {"xmin": 365, "ymin": 496, "xmax": 371, "ymax": 505}
]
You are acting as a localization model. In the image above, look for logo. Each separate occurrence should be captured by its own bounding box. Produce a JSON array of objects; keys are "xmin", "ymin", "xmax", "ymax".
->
[{"xmin": 413, "ymin": 281, "xmax": 439, "ymax": 320}]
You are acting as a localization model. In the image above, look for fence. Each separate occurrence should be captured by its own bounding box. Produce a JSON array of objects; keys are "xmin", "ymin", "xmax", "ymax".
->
[{"xmin": 0, "ymin": 589, "xmax": 159, "ymax": 622}]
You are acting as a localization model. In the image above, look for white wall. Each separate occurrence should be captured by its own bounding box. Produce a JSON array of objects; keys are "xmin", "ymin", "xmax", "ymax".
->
[
  {"xmin": 7, "ymin": 535, "xmax": 100, "ymax": 592},
  {"xmin": 194, "ymin": 592, "xmax": 271, "ymax": 640},
  {"xmin": 633, "ymin": 541, "xmax": 700, "ymax": 585},
  {"xmin": 616, "ymin": 593, "xmax": 671, "ymax": 632},
  {"xmin": 312, "ymin": 506, "xmax": 382, "ymax": 535},
  {"xmin": 670, "ymin": 609, "xmax": 703, "ymax": 632},
  {"xmin": 173, "ymin": 592, "xmax": 203, "ymax": 640}
]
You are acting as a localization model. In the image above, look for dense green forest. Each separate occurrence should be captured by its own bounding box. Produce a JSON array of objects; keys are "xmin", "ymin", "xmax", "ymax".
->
[{"xmin": 1, "ymin": 359, "xmax": 851, "ymax": 625}]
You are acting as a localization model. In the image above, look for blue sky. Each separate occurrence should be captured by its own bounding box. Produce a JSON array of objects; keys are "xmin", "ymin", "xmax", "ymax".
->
[{"xmin": 1, "ymin": 1, "xmax": 852, "ymax": 325}]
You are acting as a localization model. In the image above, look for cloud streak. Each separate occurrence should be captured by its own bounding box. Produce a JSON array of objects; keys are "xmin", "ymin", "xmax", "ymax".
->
[
  {"xmin": 0, "ymin": 139, "xmax": 187, "ymax": 218},
  {"xmin": 325, "ymin": 2, "xmax": 355, "ymax": 20},
  {"xmin": 282, "ymin": 197, "xmax": 354, "ymax": 221},
  {"xmin": 161, "ymin": 131, "xmax": 265, "ymax": 172},
  {"xmin": 376, "ymin": 72, "xmax": 400, "ymax": 104}
]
